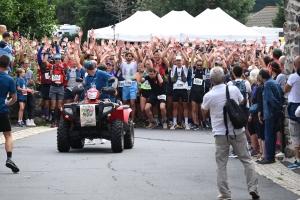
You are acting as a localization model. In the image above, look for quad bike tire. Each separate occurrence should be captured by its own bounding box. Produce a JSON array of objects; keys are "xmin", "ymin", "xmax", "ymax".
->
[
  {"xmin": 110, "ymin": 120, "xmax": 124, "ymax": 153},
  {"xmin": 124, "ymin": 120, "xmax": 134, "ymax": 149},
  {"xmin": 70, "ymin": 138, "xmax": 85, "ymax": 149},
  {"xmin": 57, "ymin": 120, "xmax": 71, "ymax": 152}
]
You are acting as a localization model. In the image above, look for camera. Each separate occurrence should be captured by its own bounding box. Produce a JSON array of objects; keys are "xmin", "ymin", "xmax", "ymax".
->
[
  {"xmin": 255, "ymin": 50, "xmax": 261, "ymax": 58},
  {"xmin": 195, "ymin": 45, "xmax": 200, "ymax": 50}
]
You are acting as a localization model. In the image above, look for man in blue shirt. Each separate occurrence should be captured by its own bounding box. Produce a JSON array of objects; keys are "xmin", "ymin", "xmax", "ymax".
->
[
  {"xmin": 0, "ymin": 55, "xmax": 19, "ymax": 173},
  {"xmin": 83, "ymin": 61, "xmax": 112, "ymax": 99}
]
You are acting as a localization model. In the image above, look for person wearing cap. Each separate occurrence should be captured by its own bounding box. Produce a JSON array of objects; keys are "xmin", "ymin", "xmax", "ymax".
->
[
  {"xmin": 189, "ymin": 48, "xmax": 207, "ymax": 130},
  {"xmin": 49, "ymin": 54, "xmax": 67, "ymax": 128},
  {"xmin": 117, "ymin": 40, "xmax": 141, "ymax": 122},
  {"xmin": 83, "ymin": 61, "xmax": 112, "ymax": 99},
  {"xmin": 169, "ymin": 52, "xmax": 191, "ymax": 130}
]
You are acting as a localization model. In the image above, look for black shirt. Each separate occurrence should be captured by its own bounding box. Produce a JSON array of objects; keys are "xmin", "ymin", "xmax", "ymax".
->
[{"xmin": 145, "ymin": 74, "xmax": 166, "ymax": 95}]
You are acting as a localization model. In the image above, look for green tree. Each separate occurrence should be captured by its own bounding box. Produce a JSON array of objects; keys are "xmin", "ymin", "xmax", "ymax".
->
[
  {"xmin": 133, "ymin": 0, "xmax": 255, "ymax": 24},
  {"xmin": 272, "ymin": 0, "xmax": 285, "ymax": 28},
  {"xmin": 74, "ymin": 0, "xmax": 116, "ymax": 37},
  {"xmin": 48, "ymin": 0, "xmax": 77, "ymax": 25},
  {"xmin": 0, "ymin": 0, "xmax": 57, "ymax": 39}
]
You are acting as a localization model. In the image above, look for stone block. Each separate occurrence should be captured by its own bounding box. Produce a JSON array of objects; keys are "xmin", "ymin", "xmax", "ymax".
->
[
  {"xmin": 292, "ymin": 4, "xmax": 300, "ymax": 11},
  {"xmin": 292, "ymin": 46, "xmax": 299, "ymax": 56}
]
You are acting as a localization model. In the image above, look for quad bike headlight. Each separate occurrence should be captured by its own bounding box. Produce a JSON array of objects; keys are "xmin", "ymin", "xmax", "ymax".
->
[
  {"xmin": 64, "ymin": 108, "xmax": 73, "ymax": 115},
  {"xmin": 103, "ymin": 106, "xmax": 112, "ymax": 114}
]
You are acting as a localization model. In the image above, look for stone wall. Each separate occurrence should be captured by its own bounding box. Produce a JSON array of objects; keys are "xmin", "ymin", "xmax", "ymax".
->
[
  {"xmin": 283, "ymin": 0, "xmax": 300, "ymax": 160},
  {"xmin": 8, "ymin": 94, "xmax": 43, "ymax": 120}
]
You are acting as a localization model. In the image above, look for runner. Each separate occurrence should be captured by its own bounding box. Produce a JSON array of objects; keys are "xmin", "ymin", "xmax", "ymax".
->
[{"xmin": 0, "ymin": 55, "xmax": 19, "ymax": 173}]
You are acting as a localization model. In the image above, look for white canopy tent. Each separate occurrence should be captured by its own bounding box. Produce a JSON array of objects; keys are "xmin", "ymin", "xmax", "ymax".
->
[
  {"xmin": 92, "ymin": 11, "xmax": 160, "ymax": 41},
  {"xmin": 152, "ymin": 11, "xmax": 195, "ymax": 41},
  {"xmin": 182, "ymin": 8, "xmax": 261, "ymax": 42},
  {"xmin": 248, "ymin": 27, "xmax": 282, "ymax": 44},
  {"xmin": 92, "ymin": 8, "xmax": 264, "ymax": 42}
]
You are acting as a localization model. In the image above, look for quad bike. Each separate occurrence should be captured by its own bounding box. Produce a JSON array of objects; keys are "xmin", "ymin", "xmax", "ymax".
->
[{"xmin": 57, "ymin": 77, "xmax": 134, "ymax": 153}]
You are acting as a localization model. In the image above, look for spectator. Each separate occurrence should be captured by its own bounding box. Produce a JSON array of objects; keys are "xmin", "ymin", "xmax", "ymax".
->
[
  {"xmin": 0, "ymin": 25, "xmax": 7, "ymax": 41},
  {"xmin": 284, "ymin": 56, "xmax": 300, "ymax": 169},
  {"xmin": 0, "ymin": 32, "xmax": 12, "ymax": 63},
  {"xmin": 257, "ymin": 69, "xmax": 284, "ymax": 164},
  {"xmin": 16, "ymin": 68, "xmax": 28, "ymax": 127},
  {"xmin": 21, "ymin": 59, "xmax": 36, "ymax": 127},
  {"xmin": 201, "ymin": 66, "xmax": 259, "ymax": 200}
]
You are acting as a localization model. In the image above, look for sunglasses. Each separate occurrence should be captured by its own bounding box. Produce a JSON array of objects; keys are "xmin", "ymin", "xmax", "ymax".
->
[
  {"xmin": 197, "ymin": 65, "xmax": 203, "ymax": 67},
  {"xmin": 54, "ymin": 58, "xmax": 61, "ymax": 60}
]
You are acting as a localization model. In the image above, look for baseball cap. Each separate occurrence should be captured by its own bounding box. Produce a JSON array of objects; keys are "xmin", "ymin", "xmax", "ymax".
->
[
  {"xmin": 106, "ymin": 61, "xmax": 113, "ymax": 65},
  {"xmin": 54, "ymin": 54, "xmax": 61, "ymax": 60},
  {"xmin": 84, "ymin": 61, "xmax": 95, "ymax": 70},
  {"xmin": 176, "ymin": 56, "xmax": 182, "ymax": 60}
]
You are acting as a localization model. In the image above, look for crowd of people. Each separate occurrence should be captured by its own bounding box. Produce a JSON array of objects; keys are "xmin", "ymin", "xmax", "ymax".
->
[{"xmin": 1, "ymin": 23, "xmax": 300, "ymax": 176}]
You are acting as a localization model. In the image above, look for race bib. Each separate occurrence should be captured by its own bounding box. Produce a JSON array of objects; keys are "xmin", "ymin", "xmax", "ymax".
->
[
  {"xmin": 22, "ymin": 90, "xmax": 28, "ymax": 95},
  {"xmin": 193, "ymin": 78, "xmax": 203, "ymax": 85},
  {"xmin": 118, "ymin": 81, "xmax": 124, "ymax": 88},
  {"xmin": 157, "ymin": 95, "xmax": 166, "ymax": 100},
  {"xmin": 144, "ymin": 80, "xmax": 150, "ymax": 88},
  {"xmin": 192, "ymin": 74, "xmax": 195, "ymax": 79},
  {"xmin": 203, "ymin": 75, "xmax": 206, "ymax": 80},
  {"xmin": 45, "ymin": 73, "xmax": 50, "ymax": 80},
  {"xmin": 52, "ymin": 74, "xmax": 61, "ymax": 82},
  {"xmin": 124, "ymin": 80, "xmax": 132, "ymax": 86},
  {"xmin": 176, "ymin": 83, "xmax": 184, "ymax": 88}
]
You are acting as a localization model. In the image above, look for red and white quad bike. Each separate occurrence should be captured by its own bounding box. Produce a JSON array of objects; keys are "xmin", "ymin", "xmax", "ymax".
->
[{"xmin": 57, "ymin": 78, "xmax": 134, "ymax": 153}]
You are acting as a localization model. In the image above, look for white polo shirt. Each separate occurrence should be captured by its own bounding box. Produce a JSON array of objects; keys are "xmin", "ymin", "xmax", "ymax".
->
[{"xmin": 202, "ymin": 84, "xmax": 244, "ymax": 136}]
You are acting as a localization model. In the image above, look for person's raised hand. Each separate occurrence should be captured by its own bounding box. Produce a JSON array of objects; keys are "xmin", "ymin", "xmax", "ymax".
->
[
  {"xmin": 78, "ymin": 29, "xmax": 83, "ymax": 37},
  {"xmin": 75, "ymin": 37, "xmax": 80, "ymax": 45},
  {"xmin": 63, "ymin": 37, "xmax": 68, "ymax": 43}
]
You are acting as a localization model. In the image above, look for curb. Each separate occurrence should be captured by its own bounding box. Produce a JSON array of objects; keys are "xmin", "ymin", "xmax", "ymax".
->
[
  {"xmin": 253, "ymin": 158, "xmax": 300, "ymax": 196},
  {"xmin": 0, "ymin": 127, "xmax": 56, "ymax": 145}
]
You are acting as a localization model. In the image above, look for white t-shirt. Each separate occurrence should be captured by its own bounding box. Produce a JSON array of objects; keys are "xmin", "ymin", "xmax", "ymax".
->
[
  {"xmin": 120, "ymin": 61, "xmax": 138, "ymax": 81},
  {"xmin": 171, "ymin": 65, "xmax": 188, "ymax": 90},
  {"xmin": 287, "ymin": 73, "xmax": 300, "ymax": 103},
  {"xmin": 202, "ymin": 84, "xmax": 244, "ymax": 136},
  {"xmin": 227, "ymin": 78, "xmax": 251, "ymax": 108}
]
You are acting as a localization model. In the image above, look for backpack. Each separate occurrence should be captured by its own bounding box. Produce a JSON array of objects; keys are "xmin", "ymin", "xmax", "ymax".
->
[
  {"xmin": 171, "ymin": 67, "xmax": 187, "ymax": 83},
  {"xmin": 232, "ymin": 80, "xmax": 247, "ymax": 108},
  {"xmin": 223, "ymin": 86, "xmax": 247, "ymax": 139}
]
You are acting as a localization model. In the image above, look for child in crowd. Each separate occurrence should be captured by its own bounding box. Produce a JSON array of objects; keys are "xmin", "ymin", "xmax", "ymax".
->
[{"xmin": 16, "ymin": 68, "xmax": 27, "ymax": 126}]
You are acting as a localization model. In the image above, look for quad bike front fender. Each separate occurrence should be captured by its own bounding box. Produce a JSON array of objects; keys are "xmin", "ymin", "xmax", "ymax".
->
[{"xmin": 109, "ymin": 106, "xmax": 132, "ymax": 123}]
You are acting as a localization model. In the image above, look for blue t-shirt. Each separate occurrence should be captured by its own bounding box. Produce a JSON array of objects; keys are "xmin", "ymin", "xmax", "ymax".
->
[
  {"xmin": 0, "ymin": 72, "xmax": 17, "ymax": 113},
  {"xmin": 84, "ymin": 70, "xmax": 111, "ymax": 99},
  {"xmin": 16, "ymin": 77, "xmax": 27, "ymax": 101}
]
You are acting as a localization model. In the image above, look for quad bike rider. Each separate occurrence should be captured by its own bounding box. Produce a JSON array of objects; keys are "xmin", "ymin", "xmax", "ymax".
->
[{"xmin": 57, "ymin": 61, "xmax": 134, "ymax": 153}]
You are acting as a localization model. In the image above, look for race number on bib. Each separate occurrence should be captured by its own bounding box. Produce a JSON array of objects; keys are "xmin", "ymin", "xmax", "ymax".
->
[
  {"xmin": 124, "ymin": 80, "xmax": 132, "ymax": 86},
  {"xmin": 176, "ymin": 83, "xmax": 184, "ymax": 88},
  {"xmin": 118, "ymin": 81, "xmax": 124, "ymax": 88},
  {"xmin": 52, "ymin": 75, "xmax": 61, "ymax": 82},
  {"xmin": 193, "ymin": 78, "xmax": 203, "ymax": 85},
  {"xmin": 45, "ymin": 73, "xmax": 50, "ymax": 80},
  {"xmin": 157, "ymin": 95, "xmax": 166, "ymax": 100}
]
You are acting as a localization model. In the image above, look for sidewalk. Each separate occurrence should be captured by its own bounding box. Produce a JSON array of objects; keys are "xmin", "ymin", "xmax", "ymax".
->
[{"xmin": 0, "ymin": 125, "xmax": 54, "ymax": 145}]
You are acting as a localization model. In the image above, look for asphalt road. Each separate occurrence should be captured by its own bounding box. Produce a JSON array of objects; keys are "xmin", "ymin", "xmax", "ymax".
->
[{"xmin": 0, "ymin": 127, "xmax": 299, "ymax": 200}]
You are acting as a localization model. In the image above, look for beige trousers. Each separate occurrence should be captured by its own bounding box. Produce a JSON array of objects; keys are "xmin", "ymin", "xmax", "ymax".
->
[{"xmin": 215, "ymin": 133, "xmax": 258, "ymax": 197}]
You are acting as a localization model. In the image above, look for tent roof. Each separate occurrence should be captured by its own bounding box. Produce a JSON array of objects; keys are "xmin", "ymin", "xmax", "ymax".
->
[
  {"xmin": 184, "ymin": 8, "xmax": 261, "ymax": 41},
  {"xmin": 93, "ymin": 11, "xmax": 160, "ymax": 41}
]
